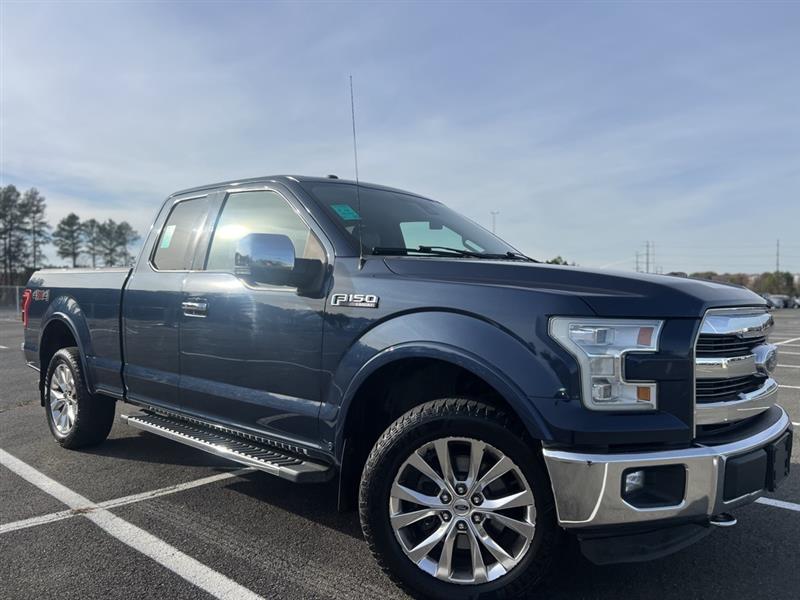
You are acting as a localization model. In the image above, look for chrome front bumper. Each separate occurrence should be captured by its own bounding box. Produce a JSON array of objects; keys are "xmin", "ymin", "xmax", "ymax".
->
[{"xmin": 542, "ymin": 406, "xmax": 791, "ymax": 529}]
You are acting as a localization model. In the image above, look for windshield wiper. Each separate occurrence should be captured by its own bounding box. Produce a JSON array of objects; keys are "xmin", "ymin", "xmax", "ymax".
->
[
  {"xmin": 371, "ymin": 246, "xmax": 471, "ymax": 257},
  {"xmin": 371, "ymin": 245, "xmax": 538, "ymax": 261},
  {"xmin": 422, "ymin": 246, "xmax": 538, "ymax": 262}
]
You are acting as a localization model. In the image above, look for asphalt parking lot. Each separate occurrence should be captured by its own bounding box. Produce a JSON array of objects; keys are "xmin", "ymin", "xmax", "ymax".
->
[{"xmin": 1, "ymin": 310, "xmax": 798, "ymax": 600}]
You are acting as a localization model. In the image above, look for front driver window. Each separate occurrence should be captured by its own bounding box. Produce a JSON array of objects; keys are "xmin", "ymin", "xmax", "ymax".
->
[{"xmin": 205, "ymin": 190, "xmax": 324, "ymax": 272}]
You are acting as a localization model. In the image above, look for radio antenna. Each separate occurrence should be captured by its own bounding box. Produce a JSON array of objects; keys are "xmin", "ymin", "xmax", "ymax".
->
[{"xmin": 349, "ymin": 75, "xmax": 365, "ymax": 269}]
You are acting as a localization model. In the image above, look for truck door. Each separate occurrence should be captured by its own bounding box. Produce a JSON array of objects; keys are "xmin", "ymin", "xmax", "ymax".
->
[
  {"xmin": 179, "ymin": 187, "xmax": 329, "ymax": 448},
  {"xmin": 122, "ymin": 193, "xmax": 212, "ymax": 411}
]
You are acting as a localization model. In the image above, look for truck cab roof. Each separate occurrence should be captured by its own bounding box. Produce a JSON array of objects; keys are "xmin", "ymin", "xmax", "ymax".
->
[{"xmin": 170, "ymin": 174, "xmax": 424, "ymax": 200}]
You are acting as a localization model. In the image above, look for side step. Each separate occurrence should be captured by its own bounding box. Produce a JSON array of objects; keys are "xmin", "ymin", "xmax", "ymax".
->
[{"xmin": 122, "ymin": 413, "xmax": 332, "ymax": 483}]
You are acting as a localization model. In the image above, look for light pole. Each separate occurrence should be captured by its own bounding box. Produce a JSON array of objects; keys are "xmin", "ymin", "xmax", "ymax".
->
[{"xmin": 490, "ymin": 211, "xmax": 499, "ymax": 234}]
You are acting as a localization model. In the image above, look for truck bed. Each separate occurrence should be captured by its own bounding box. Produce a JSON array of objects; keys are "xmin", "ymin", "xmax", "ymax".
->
[{"xmin": 23, "ymin": 267, "xmax": 132, "ymax": 398}]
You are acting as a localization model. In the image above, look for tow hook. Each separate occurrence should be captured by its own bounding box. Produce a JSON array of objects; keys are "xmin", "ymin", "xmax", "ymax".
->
[{"xmin": 709, "ymin": 513, "xmax": 737, "ymax": 528}]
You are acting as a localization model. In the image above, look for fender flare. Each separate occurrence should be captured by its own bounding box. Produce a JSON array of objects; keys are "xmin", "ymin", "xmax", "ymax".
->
[
  {"xmin": 327, "ymin": 310, "xmax": 565, "ymax": 457},
  {"xmin": 39, "ymin": 296, "xmax": 95, "ymax": 395}
]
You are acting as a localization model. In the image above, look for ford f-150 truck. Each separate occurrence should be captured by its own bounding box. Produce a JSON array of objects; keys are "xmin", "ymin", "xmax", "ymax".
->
[{"xmin": 22, "ymin": 175, "xmax": 792, "ymax": 599}]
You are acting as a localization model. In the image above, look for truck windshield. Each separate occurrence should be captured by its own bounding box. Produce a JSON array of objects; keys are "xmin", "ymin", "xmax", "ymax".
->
[{"xmin": 302, "ymin": 182, "xmax": 525, "ymax": 259}]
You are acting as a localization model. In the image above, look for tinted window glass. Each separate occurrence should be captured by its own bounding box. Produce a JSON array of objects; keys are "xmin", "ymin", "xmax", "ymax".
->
[
  {"xmin": 152, "ymin": 197, "xmax": 209, "ymax": 270},
  {"xmin": 206, "ymin": 190, "xmax": 323, "ymax": 272},
  {"xmin": 302, "ymin": 182, "xmax": 514, "ymax": 256},
  {"xmin": 399, "ymin": 222, "xmax": 486, "ymax": 253}
]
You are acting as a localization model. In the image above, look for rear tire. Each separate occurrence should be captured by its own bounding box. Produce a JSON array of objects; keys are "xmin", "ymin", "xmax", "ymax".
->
[
  {"xmin": 44, "ymin": 347, "xmax": 115, "ymax": 449},
  {"xmin": 359, "ymin": 398, "xmax": 561, "ymax": 600}
]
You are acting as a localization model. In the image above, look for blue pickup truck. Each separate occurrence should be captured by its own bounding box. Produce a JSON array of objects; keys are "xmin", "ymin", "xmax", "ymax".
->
[{"xmin": 22, "ymin": 175, "xmax": 792, "ymax": 599}]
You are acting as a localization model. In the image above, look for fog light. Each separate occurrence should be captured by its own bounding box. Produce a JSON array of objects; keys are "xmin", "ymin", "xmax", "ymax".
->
[
  {"xmin": 621, "ymin": 465, "xmax": 686, "ymax": 508},
  {"xmin": 624, "ymin": 470, "xmax": 645, "ymax": 494}
]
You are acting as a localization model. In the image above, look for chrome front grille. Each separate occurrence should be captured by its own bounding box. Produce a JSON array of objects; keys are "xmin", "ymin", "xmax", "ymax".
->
[
  {"xmin": 696, "ymin": 374, "xmax": 767, "ymax": 403},
  {"xmin": 694, "ymin": 307, "xmax": 778, "ymax": 429},
  {"xmin": 695, "ymin": 334, "xmax": 767, "ymax": 357}
]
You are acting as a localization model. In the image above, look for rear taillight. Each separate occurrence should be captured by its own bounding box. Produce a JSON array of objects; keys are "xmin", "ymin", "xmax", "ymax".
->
[{"xmin": 21, "ymin": 289, "xmax": 32, "ymax": 328}]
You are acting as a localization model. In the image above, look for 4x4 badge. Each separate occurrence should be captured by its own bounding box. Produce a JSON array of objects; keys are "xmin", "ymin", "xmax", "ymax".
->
[{"xmin": 331, "ymin": 293, "xmax": 379, "ymax": 308}]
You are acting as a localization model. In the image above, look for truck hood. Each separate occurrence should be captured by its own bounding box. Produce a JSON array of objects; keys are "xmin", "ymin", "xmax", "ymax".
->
[{"xmin": 383, "ymin": 258, "xmax": 766, "ymax": 318}]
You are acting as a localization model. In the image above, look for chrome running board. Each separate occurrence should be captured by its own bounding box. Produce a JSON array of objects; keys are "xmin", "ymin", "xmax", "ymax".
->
[{"xmin": 122, "ymin": 413, "xmax": 332, "ymax": 483}]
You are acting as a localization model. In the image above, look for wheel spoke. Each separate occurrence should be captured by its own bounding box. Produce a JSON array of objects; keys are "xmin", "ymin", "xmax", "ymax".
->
[
  {"xmin": 56, "ymin": 367, "xmax": 68, "ymax": 392},
  {"xmin": 477, "ymin": 455, "xmax": 513, "ymax": 489},
  {"xmin": 407, "ymin": 521, "xmax": 450, "ymax": 564},
  {"xmin": 488, "ymin": 512, "xmax": 535, "ymax": 540},
  {"xmin": 481, "ymin": 488, "xmax": 534, "ymax": 511},
  {"xmin": 58, "ymin": 411, "xmax": 69, "ymax": 430},
  {"xmin": 435, "ymin": 525, "xmax": 459, "ymax": 579},
  {"xmin": 473, "ymin": 522, "xmax": 516, "ymax": 570},
  {"xmin": 406, "ymin": 451, "xmax": 447, "ymax": 490},
  {"xmin": 466, "ymin": 440, "xmax": 485, "ymax": 488},
  {"xmin": 433, "ymin": 439, "xmax": 456, "ymax": 487},
  {"xmin": 466, "ymin": 526, "xmax": 488, "ymax": 584},
  {"xmin": 390, "ymin": 508, "xmax": 438, "ymax": 529},
  {"xmin": 390, "ymin": 482, "xmax": 443, "ymax": 509}
]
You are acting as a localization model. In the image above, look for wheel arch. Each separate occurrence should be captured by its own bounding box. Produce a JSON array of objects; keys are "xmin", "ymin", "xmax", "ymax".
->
[
  {"xmin": 39, "ymin": 311, "xmax": 93, "ymax": 403},
  {"xmin": 330, "ymin": 311, "xmax": 560, "ymax": 510}
]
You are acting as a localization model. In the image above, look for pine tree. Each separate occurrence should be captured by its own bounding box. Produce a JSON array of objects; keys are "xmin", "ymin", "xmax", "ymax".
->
[
  {"xmin": 97, "ymin": 219, "xmax": 119, "ymax": 266},
  {"xmin": 20, "ymin": 188, "xmax": 51, "ymax": 270},
  {"xmin": 82, "ymin": 218, "xmax": 100, "ymax": 268},
  {"xmin": 114, "ymin": 221, "xmax": 140, "ymax": 266},
  {"xmin": 53, "ymin": 213, "xmax": 84, "ymax": 267},
  {"xmin": 0, "ymin": 185, "xmax": 28, "ymax": 284}
]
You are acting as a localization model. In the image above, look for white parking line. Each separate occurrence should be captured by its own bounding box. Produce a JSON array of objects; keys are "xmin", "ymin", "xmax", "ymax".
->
[
  {"xmin": 0, "ymin": 467, "xmax": 253, "ymax": 535},
  {"xmin": 778, "ymin": 364, "xmax": 800, "ymax": 369},
  {"xmin": 0, "ymin": 449, "xmax": 263, "ymax": 600},
  {"xmin": 756, "ymin": 498, "xmax": 800, "ymax": 513},
  {"xmin": 780, "ymin": 385, "xmax": 800, "ymax": 390},
  {"xmin": 0, "ymin": 345, "xmax": 9, "ymax": 350},
  {"xmin": 776, "ymin": 337, "xmax": 800, "ymax": 346}
]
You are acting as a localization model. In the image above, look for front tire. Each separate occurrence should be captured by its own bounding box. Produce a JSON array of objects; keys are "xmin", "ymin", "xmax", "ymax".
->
[
  {"xmin": 45, "ymin": 347, "xmax": 115, "ymax": 449},
  {"xmin": 359, "ymin": 399, "xmax": 560, "ymax": 600}
]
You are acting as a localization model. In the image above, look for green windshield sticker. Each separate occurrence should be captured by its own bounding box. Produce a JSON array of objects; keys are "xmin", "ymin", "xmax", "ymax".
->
[
  {"xmin": 331, "ymin": 203, "xmax": 361, "ymax": 221},
  {"xmin": 160, "ymin": 225, "xmax": 176, "ymax": 249}
]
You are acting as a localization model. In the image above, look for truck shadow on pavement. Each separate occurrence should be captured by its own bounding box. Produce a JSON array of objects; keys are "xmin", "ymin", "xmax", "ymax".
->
[
  {"xmin": 226, "ymin": 472, "xmax": 365, "ymax": 540},
  {"xmin": 84, "ymin": 430, "xmax": 240, "ymax": 469}
]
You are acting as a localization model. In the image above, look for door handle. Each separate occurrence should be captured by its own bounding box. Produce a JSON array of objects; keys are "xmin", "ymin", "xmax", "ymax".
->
[{"xmin": 182, "ymin": 299, "xmax": 208, "ymax": 317}]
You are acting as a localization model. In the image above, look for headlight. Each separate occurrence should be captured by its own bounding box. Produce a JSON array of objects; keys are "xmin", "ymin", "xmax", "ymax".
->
[{"xmin": 549, "ymin": 317, "xmax": 664, "ymax": 411}]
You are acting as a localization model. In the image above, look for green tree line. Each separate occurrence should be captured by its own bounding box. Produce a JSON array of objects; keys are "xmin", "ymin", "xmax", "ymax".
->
[
  {"xmin": 686, "ymin": 271, "xmax": 797, "ymax": 296},
  {"xmin": 0, "ymin": 184, "xmax": 139, "ymax": 284}
]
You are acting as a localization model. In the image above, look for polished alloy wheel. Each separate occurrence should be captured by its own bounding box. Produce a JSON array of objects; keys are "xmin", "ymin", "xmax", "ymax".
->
[
  {"xmin": 389, "ymin": 437, "xmax": 536, "ymax": 585},
  {"xmin": 50, "ymin": 363, "xmax": 78, "ymax": 435}
]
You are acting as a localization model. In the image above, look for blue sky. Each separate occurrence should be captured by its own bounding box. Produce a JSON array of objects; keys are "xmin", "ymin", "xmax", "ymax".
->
[{"xmin": 1, "ymin": 1, "xmax": 798, "ymax": 273}]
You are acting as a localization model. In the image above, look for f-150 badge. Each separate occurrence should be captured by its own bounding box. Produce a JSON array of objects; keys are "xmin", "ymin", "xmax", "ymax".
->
[{"xmin": 331, "ymin": 293, "xmax": 379, "ymax": 308}]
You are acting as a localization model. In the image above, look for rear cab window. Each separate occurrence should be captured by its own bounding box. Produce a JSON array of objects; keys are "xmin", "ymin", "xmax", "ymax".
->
[{"xmin": 152, "ymin": 196, "xmax": 209, "ymax": 270}]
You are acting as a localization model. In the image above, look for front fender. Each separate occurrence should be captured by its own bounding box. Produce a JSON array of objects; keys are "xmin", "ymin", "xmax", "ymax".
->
[{"xmin": 324, "ymin": 311, "xmax": 569, "ymax": 453}]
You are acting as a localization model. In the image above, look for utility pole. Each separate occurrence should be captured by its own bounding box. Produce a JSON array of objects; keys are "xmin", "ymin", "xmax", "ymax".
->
[
  {"xmin": 490, "ymin": 211, "xmax": 499, "ymax": 234},
  {"xmin": 635, "ymin": 251, "xmax": 640, "ymax": 273},
  {"xmin": 644, "ymin": 241, "xmax": 650, "ymax": 274},
  {"xmin": 652, "ymin": 242, "xmax": 656, "ymax": 275}
]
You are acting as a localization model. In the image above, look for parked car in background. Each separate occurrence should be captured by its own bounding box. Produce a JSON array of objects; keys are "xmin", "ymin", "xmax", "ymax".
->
[{"xmin": 761, "ymin": 294, "xmax": 784, "ymax": 309}]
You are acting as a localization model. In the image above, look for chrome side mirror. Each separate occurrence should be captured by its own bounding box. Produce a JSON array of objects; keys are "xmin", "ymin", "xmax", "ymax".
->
[{"xmin": 235, "ymin": 233, "xmax": 295, "ymax": 286}]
